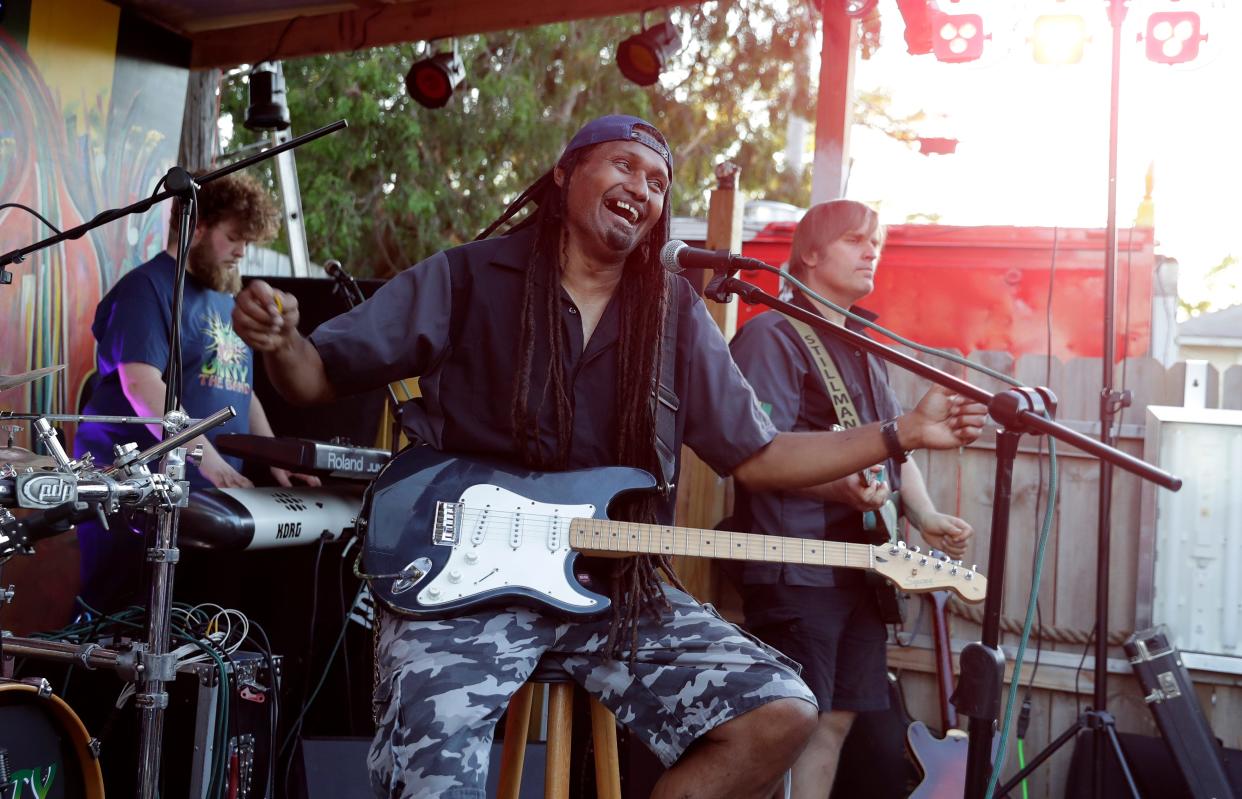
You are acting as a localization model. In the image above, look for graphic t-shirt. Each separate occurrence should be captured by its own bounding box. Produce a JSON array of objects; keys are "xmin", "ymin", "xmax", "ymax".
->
[{"xmin": 76, "ymin": 252, "xmax": 253, "ymax": 488}]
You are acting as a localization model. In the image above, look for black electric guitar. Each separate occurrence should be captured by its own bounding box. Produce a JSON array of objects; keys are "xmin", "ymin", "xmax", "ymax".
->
[{"xmin": 359, "ymin": 447, "xmax": 987, "ymax": 618}]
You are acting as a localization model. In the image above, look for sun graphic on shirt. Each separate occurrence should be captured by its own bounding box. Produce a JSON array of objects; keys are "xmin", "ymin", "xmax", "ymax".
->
[{"xmin": 204, "ymin": 310, "xmax": 248, "ymax": 367}]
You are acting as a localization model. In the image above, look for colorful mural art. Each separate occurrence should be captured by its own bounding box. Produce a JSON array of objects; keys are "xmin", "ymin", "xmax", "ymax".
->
[{"xmin": 0, "ymin": 0, "xmax": 188, "ymax": 437}]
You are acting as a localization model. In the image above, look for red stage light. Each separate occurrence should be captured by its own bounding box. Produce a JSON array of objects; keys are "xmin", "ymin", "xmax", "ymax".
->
[
  {"xmin": 405, "ymin": 51, "xmax": 465, "ymax": 109},
  {"xmin": 932, "ymin": 12, "xmax": 985, "ymax": 63},
  {"xmin": 1144, "ymin": 11, "xmax": 1205, "ymax": 64}
]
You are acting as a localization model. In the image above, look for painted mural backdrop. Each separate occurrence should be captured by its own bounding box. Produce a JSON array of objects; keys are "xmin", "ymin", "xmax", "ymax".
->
[{"xmin": 0, "ymin": 0, "xmax": 187, "ymax": 435}]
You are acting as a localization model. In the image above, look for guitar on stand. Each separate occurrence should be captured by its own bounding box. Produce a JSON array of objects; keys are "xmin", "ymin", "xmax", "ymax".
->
[
  {"xmin": 357, "ymin": 447, "xmax": 988, "ymax": 619},
  {"xmin": 907, "ymin": 590, "xmax": 974, "ymax": 798}
]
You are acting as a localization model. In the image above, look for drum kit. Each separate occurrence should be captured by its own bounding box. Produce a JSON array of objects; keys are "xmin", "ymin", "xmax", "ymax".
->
[{"xmin": 1, "ymin": 365, "xmax": 237, "ymax": 799}]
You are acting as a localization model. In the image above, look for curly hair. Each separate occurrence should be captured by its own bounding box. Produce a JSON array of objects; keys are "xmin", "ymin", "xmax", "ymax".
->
[{"xmin": 169, "ymin": 171, "xmax": 281, "ymax": 245}]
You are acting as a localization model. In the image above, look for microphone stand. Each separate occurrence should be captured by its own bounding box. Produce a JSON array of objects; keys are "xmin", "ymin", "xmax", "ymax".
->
[
  {"xmin": 0, "ymin": 120, "xmax": 347, "ymax": 799},
  {"xmin": 698, "ymin": 269, "xmax": 1181, "ymax": 799},
  {"xmin": 325, "ymin": 259, "xmax": 410, "ymax": 456}
]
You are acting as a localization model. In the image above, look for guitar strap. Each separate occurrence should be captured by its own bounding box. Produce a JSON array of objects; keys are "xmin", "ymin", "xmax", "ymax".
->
[
  {"xmin": 778, "ymin": 312, "xmax": 900, "ymax": 541},
  {"xmin": 653, "ymin": 284, "xmax": 680, "ymax": 497}
]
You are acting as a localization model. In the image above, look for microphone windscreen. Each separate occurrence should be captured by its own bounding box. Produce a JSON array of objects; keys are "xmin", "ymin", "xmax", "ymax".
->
[{"xmin": 660, "ymin": 240, "xmax": 687, "ymax": 274}]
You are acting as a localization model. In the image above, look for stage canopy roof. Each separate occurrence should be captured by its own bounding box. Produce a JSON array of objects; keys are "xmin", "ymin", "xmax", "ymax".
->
[{"xmin": 114, "ymin": 0, "xmax": 693, "ymax": 69}]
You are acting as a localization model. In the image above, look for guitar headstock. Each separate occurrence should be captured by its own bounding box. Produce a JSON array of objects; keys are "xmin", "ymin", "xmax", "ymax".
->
[{"xmin": 870, "ymin": 542, "xmax": 987, "ymax": 604}]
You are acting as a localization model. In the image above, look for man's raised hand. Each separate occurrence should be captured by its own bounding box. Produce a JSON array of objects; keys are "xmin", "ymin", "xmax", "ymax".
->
[
  {"xmin": 909, "ymin": 384, "xmax": 988, "ymax": 451},
  {"xmin": 233, "ymin": 279, "xmax": 300, "ymax": 352}
]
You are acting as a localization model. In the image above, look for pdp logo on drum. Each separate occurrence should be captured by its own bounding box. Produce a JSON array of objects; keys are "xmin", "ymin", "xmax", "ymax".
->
[{"xmin": 14, "ymin": 472, "xmax": 77, "ymax": 509}]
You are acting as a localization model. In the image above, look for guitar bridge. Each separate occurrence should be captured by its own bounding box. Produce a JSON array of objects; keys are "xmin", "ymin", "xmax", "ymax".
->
[{"xmin": 433, "ymin": 501, "xmax": 460, "ymax": 546}]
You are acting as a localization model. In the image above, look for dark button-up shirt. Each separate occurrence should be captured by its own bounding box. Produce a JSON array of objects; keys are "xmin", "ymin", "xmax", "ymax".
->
[
  {"xmin": 309, "ymin": 227, "xmax": 778, "ymax": 523},
  {"xmin": 729, "ymin": 291, "xmax": 904, "ymax": 586}
]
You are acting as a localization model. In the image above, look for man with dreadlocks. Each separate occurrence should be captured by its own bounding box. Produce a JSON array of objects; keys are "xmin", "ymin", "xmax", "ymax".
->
[{"xmin": 232, "ymin": 115, "xmax": 987, "ymax": 799}]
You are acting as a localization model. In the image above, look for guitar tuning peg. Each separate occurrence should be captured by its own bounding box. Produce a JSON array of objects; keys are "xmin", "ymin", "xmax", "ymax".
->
[{"xmin": 911, "ymin": 545, "xmax": 921, "ymax": 554}]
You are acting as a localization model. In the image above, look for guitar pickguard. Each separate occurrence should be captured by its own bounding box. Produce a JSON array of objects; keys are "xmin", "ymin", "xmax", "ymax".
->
[{"xmin": 416, "ymin": 483, "xmax": 600, "ymax": 610}]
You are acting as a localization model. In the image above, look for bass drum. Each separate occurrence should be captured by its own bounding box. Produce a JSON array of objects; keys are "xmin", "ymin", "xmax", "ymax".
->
[{"xmin": 0, "ymin": 679, "xmax": 105, "ymax": 798}]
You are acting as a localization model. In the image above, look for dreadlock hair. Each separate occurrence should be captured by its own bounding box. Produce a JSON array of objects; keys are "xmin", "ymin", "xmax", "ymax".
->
[{"xmin": 506, "ymin": 140, "xmax": 687, "ymax": 659}]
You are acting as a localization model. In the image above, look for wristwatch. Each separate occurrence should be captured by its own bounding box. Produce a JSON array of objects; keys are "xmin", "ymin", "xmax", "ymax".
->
[{"xmin": 880, "ymin": 418, "xmax": 910, "ymax": 464}]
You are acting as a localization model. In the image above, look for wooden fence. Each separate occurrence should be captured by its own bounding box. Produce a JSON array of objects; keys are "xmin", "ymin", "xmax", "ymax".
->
[{"xmin": 675, "ymin": 351, "xmax": 1242, "ymax": 798}]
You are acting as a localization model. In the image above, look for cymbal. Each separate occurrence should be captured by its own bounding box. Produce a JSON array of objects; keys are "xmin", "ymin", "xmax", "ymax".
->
[
  {"xmin": 0, "ymin": 365, "xmax": 65, "ymax": 392},
  {"xmin": 0, "ymin": 446, "xmax": 56, "ymax": 470}
]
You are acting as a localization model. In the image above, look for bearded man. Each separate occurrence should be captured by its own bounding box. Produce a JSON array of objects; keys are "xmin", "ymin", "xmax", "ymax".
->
[{"xmin": 74, "ymin": 171, "xmax": 316, "ymax": 614}]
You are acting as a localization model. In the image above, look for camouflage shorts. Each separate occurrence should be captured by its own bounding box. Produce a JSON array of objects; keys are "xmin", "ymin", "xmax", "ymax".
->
[{"xmin": 367, "ymin": 585, "xmax": 816, "ymax": 798}]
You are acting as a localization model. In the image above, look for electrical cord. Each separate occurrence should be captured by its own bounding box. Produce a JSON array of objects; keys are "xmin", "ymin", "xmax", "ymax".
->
[
  {"xmin": 25, "ymin": 599, "xmax": 277, "ymax": 798},
  {"xmin": 0, "ymin": 202, "xmax": 63, "ymax": 234}
]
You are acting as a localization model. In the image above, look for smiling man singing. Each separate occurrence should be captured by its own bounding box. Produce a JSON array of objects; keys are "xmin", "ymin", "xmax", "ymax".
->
[{"xmin": 230, "ymin": 115, "xmax": 986, "ymax": 798}]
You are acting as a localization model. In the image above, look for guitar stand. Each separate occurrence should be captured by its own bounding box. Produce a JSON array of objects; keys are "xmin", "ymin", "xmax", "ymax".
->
[{"xmin": 997, "ymin": 709, "xmax": 1137, "ymax": 797}]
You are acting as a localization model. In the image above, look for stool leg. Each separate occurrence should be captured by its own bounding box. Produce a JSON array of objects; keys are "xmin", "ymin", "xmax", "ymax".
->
[
  {"xmin": 496, "ymin": 683, "xmax": 535, "ymax": 799},
  {"xmin": 589, "ymin": 696, "xmax": 622, "ymax": 799},
  {"xmin": 544, "ymin": 683, "xmax": 574, "ymax": 799}
]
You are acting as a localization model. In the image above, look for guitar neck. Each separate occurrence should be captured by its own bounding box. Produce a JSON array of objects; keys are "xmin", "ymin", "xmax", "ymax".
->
[{"xmin": 569, "ymin": 518, "xmax": 875, "ymax": 570}]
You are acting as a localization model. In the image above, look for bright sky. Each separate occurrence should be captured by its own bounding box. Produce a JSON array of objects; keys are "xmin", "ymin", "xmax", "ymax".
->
[{"xmin": 841, "ymin": 0, "xmax": 1241, "ymax": 313}]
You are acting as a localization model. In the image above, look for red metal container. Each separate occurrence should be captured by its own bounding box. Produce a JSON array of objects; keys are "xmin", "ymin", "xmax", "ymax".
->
[{"xmin": 728, "ymin": 222, "xmax": 1155, "ymax": 361}]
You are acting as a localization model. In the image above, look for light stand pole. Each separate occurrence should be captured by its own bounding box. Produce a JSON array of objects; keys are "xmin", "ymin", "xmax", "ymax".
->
[{"xmin": 996, "ymin": 2, "xmax": 1138, "ymax": 796}]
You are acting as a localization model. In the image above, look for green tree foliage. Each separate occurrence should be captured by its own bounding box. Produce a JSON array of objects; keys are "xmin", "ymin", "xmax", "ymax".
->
[{"xmin": 220, "ymin": 1, "xmax": 824, "ymax": 277}]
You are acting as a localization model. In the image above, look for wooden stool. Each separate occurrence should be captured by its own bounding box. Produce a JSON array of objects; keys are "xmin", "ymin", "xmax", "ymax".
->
[{"xmin": 495, "ymin": 658, "xmax": 622, "ymax": 799}]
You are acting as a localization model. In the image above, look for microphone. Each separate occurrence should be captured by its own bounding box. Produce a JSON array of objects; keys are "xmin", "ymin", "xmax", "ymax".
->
[
  {"xmin": 325, "ymin": 258, "xmax": 366, "ymax": 307},
  {"xmin": 659, "ymin": 240, "xmax": 769, "ymax": 275}
]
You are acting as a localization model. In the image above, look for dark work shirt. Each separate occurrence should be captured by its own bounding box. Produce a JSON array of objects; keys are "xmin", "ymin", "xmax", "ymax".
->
[
  {"xmin": 728, "ymin": 291, "xmax": 903, "ymax": 587},
  {"xmin": 308, "ymin": 226, "xmax": 778, "ymax": 523}
]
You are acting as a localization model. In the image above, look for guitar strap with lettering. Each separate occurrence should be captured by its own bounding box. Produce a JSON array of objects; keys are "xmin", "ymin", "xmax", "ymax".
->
[
  {"xmin": 653, "ymin": 286, "xmax": 680, "ymax": 497},
  {"xmin": 778, "ymin": 312, "xmax": 900, "ymax": 542}
]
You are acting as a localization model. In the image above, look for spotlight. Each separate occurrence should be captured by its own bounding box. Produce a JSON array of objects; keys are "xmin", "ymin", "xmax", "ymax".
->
[
  {"xmin": 895, "ymin": 0, "xmax": 935, "ymax": 55},
  {"xmin": 616, "ymin": 19, "xmax": 683, "ymax": 86},
  {"xmin": 1031, "ymin": 14, "xmax": 1089, "ymax": 64},
  {"xmin": 1144, "ymin": 11, "xmax": 1205, "ymax": 64},
  {"xmin": 841, "ymin": 0, "xmax": 879, "ymax": 17},
  {"xmin": 244, "ymin": 61, "xmax": 291, "ymax": 131},
  {"xmin": 932, "ymin": 12, "xmax": 986, "ymax": 63},
  {"xmin": 405, "ymin": 49, "xmax": 465, "ymax": 109}
]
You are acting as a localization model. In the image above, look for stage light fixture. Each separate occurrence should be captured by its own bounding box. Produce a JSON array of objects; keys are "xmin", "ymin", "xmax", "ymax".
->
[
  {"xmin": 244, "ymin": 61, "xmax": 291, "ymax": 131},
  {"xmin": 616, "ymin": 19, "xmax": 683, "ymax": 86},
  {"xmin": 405, "ymin": 48, "xmax": 465, "ymax": 109},
  {"xmin": 1144, "ymin": 11, "xmax": 1205, "ymax": 64},
  {"xmin": 895, "ymin": 0, "xmax": 935, "ymax": 55},
  {"xmin": 1032, "ymin": 13, "xmax": 1089, "ymax": 64},
  {"xmin": 932, "ymin": 12, "xmax": 985, "ymax": 62}
]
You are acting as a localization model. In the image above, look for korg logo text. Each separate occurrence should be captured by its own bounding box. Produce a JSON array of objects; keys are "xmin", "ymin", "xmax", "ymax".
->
[{"xmin": 276, "ymin": 521, "xmax": 303, "ymax": 539}]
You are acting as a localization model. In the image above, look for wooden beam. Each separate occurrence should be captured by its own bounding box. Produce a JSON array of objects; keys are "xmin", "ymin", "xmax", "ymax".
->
[
  {"xmin": 190, "ymin": 0, "xmax": 697, "ymax": 69},
  {"xmin": 810, "ymin": 5, "xmax": 857, "ymax": 203}
]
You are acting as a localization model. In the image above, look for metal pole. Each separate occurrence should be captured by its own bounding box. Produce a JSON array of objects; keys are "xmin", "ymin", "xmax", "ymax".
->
[{"xmin": 1093, "ymin": 3, "xmax": 1128, "ymax": 795}]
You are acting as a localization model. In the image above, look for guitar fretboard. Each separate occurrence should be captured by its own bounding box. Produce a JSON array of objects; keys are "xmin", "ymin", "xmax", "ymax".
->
[{"xmin": 569, "ymin": 518, "xmax": 875, "ymax": 569}]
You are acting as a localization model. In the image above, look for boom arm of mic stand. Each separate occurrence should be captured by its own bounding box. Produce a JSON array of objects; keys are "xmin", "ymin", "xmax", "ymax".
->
[
  {"xmin": 711, "ymin": 275, "xmax": 1181, "ymax": 491},
  {"xmin": 0, "ymin": 121, "xmax": 348, "ymax": 276}
]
